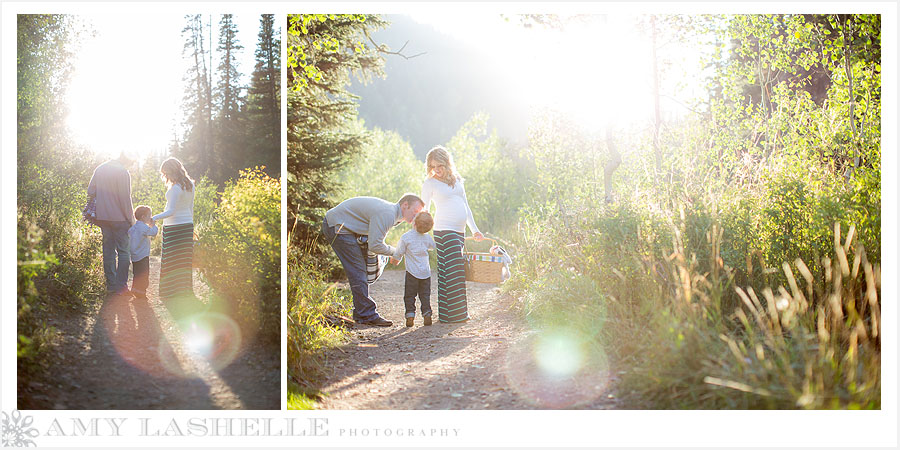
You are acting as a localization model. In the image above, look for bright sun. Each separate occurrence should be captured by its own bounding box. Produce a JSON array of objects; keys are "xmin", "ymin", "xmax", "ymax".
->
[
  {"xmin": 411, "ymin": 13, "xmax": 661, "ymax": 135},
  {"xmin": 66, "ymin": 15, "xmax": 185, "ymax": 160}
]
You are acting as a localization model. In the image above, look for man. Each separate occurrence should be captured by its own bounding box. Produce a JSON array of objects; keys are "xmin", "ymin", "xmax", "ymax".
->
[
  {"xmin": 88, "ymin": 152, "xmax": 135, "ymax": 296},
  {"xmin": 321, "ymin": 193, "xmax": 425, "ymax": 326}
]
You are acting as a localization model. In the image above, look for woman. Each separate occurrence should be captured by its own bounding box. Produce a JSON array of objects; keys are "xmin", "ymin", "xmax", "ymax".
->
[
  {"xmin": 152, "ymin": 157, "xmax": 195, "ymax": 303},
  {"xmin": 421, "ymin": 146, "xmax": 483, "ymax": 323}
]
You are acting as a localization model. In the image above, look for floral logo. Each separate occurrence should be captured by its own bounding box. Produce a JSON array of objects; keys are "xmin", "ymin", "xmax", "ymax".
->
[{"xmin": 2, "ymin": 410, "xmax": 39, "ymax": 447}]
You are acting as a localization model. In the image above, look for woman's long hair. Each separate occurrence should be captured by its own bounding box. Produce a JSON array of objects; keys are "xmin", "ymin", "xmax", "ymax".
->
[
  {"xmin": 425, "ymin": 146, "xmax": 462, "ymax": 188},
  {"xmin": 160, "ymin": 157, "xmax": 194, "ymax": 192}
]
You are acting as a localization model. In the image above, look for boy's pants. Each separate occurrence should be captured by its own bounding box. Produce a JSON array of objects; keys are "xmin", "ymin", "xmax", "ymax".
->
[
  {"xmin": 404, "ymin": 272, "xmax": 432, "ymax": 318},
  {"xmin": 131, "ymin": 256, "xmax": 150, "ymax": 297}
]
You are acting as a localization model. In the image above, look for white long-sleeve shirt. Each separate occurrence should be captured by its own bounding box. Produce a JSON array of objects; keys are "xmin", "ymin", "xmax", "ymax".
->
[
  {"xmin": 421, "ymin": 177, "xmax": 480, "ymax": 234},
  {"xmin": 152, "ymin": 183, "xmax": 194, "ymax": 225},
  {"xmin": 393, "ymin": 229, "xmax": 436, "ymax": 280}
]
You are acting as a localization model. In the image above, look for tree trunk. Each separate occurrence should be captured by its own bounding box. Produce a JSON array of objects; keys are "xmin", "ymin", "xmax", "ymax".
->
[
  {"xmin": 604, "ymin": 127, "xmax": 622, "ymax": 203},
  {"xmin": 650, "ymin": 15, "xmax": 662, "ymax": 178},
  {"xmin": 841, "ymin": 14, "xmax": 858, "ymax": 179}
]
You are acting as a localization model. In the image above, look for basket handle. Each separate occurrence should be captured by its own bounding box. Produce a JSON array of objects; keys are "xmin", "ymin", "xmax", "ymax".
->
[{"xmin": 464, "ymin": 236, "xmax": 496, "ymax": 250}]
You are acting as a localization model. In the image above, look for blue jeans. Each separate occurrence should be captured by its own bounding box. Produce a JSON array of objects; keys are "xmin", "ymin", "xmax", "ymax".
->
[
  {"xmin": 97, "ymin": 220, "xmax": 131, "ymax": 293},
  {"xmin": 321, "ymin": 218, "xmax": 379, "ymax": 321}
]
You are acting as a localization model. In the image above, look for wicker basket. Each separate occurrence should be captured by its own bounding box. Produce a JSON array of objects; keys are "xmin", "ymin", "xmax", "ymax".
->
[{"xmin": 463, "ymin": 237, "xmax": 504, "ymax": 284}]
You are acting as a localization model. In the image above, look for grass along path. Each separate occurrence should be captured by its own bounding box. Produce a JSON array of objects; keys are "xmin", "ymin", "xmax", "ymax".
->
[
  {"xmin": 316, "ymin": 269, "xmax": 621, "ymax": 409},
  {"xmin": 17, "ymin": 256, "xmax": 279, "ymax": 410}
]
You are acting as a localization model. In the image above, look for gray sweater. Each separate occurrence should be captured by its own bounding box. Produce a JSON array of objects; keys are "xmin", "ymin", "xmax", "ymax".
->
[
  {"xmin": 325, "ymin": 196, "xmax": 402, "ymax": 256},
  {"xmin": 87, "ymin": 159, "xmax": 135, "ymax": 224}
]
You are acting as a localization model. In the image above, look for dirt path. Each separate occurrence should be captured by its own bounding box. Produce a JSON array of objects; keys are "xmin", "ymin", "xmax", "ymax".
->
[
  {"xmin": 18, "ymin": 256, "xmax": 280, "ymax": 410},
  {"xmin": 317, "ymin": 270, "xmax": 621, "ymax": 410}
]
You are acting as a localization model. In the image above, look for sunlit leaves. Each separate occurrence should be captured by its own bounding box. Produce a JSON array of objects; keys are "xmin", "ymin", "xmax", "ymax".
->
[
  {"xmin": 286, "ymin": 13, "xmax": 373, "ymax": 92},
  {"xmin": 197, "ymin": 168, "xmax": 281, "ymax": 341}
]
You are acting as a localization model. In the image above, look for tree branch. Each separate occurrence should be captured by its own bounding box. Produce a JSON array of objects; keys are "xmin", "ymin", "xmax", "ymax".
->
[{"xmin": 364, "ymin": 30, "xmax": 426, "ymax": 59}]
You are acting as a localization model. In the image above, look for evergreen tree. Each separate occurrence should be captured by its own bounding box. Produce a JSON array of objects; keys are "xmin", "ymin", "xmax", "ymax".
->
[
  {"xmin": 285, "ymin": 14, "xmax": 387, "ymax": 249},
  {"xmin": 177, "ymin": 14, "xmax": 215, "ymax": 180},
  {"xmin": 246, "ymin": 14, "xmax": 281, "ymax": 178},
  {"xmin": 215, "ymin": 14, "xmax": 243, "ymax": 121},
  {"xmin": 213, "ymin": 13, "xmax": 245, "ymax": 184}
]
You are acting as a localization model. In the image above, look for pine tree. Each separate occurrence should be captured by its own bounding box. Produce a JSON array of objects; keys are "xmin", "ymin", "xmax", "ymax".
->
[
  {"xmin": 215, "ymin": 14, "xmax": 243, "ymax": 121},
  {"xmin": 212, "ymin": 13, "xmax": 245, "ymax": 183},
  {"xmin": 246, "ymin": 14, "xmax": 281, "ymax": 178},
  {"xmin": 285, "ymin": 14, "xmax": 387, "ymax": 249},
  {"xmin": 177, "ymin": 14, "xmax": 215, "ymax": 180}
]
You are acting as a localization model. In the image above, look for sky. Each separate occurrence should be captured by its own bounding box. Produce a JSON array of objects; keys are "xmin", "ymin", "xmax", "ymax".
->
[
  {"xmin": 407, "ymin": 12, "xmax": 710, "ymax": 136},
  {"xmin": 66, "ymin": 13, "xmax": 267, "ymax": 160}
]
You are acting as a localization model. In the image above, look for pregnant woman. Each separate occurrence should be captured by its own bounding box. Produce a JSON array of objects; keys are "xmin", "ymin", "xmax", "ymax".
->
[
  {"xmin": 421, "ymin": 145, "xmax": 484, "ymax": 323},
  {"xmin": 153, "ymin": 157, "xmax": 196, "ymax": 306}
]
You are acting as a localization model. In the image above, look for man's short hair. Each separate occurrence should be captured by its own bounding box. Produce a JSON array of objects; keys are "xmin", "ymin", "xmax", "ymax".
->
[
  {"xmin": 134, "ymin": 205, "xmax": 151, "ymax": 221},
  {"xmin": 398, "ymin": 193, "xmax": 424, "ymax": 208},
  {"xmin": 414, "ymin": 211, "xmax": 434, "ymax": 234}
]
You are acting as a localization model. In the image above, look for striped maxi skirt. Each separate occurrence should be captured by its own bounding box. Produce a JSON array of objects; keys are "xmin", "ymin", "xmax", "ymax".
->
[
  {"xmin": 159, "ymin": 222, "xmax": 194, "ymax": 300},
  {"xmin": 434, "ymin": 230, "xmax": 469, "ymax": 323}
]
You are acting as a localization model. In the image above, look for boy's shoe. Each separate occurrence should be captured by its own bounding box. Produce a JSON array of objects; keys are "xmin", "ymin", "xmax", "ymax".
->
[
  {"xmin": 424, "ymin": 316, "xmax": 432, "ymax": 326},
  {"xmin": 406, "ymin": 317, "xmax": 414, "ymax": 328}
]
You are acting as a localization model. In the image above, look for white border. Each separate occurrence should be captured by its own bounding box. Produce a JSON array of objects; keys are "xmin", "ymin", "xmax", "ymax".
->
[{"xmin": 2, "ymin": 1, "xmax": 897, "ymax": 448}]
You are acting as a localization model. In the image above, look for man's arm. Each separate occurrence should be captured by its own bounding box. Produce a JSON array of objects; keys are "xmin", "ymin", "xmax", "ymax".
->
[
  {"xmin": 367, "ymin": 211, "xmax": 397, "ymax": 256},
  {"xmin": 123, "ymin": 171, "xmax": 135, "ymax": 225},
  {"xmin": 87, "ymin": 167, "xmax": 98, "ymax": 197}
]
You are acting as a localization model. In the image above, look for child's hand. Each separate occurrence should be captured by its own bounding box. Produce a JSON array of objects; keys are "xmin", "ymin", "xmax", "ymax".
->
[{"xmin": 390, "ymin": 257, "xmax": 401, "ymax": 265}]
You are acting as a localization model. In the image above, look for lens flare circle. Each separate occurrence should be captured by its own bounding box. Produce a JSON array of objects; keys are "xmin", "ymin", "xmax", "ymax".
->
[
  {"xmin": 504, "ymin": 329, "xmax": 611, "ymax": 409},
  {"xmin": 179, "ymin": 312, "xmax": 243, "ymax": 371},
  {"xmin": 533, "ymin": 332, "xmax": 585, "ymax": 378}
]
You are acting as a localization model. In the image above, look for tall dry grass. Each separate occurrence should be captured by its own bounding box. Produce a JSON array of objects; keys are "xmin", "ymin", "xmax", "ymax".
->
[{"xmin": 286, "ymin": 233, "xmax": 353, "ymax": 409}]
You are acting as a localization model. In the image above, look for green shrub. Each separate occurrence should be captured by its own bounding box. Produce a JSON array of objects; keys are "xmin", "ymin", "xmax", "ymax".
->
[
  {"xmin": 17, "ymin": 213, "xmax": 60, "ymax": 371},
  {"xmin": 287, "ymin": 246, "xmax": 352, "ymax": 403},
  {"xmin": 196, "ymin": 168, "xmax": 281, "ymax": 344}
]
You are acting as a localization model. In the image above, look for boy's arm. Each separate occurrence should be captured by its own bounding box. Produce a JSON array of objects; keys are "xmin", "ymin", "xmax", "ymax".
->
[
  {"xmin": 390, "ymin": 238, "xmax": 406, "ymax": 264},
  {"xmin": 146, "ymin": 223, "xmax": 159, "ymax": 237}
]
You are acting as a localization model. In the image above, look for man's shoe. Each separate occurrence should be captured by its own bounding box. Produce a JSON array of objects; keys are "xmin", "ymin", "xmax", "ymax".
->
[
  {"xmin": 406, "ymin": 317, "xmax": 414, "ymax": 327},
  {"xmin": 424, "ymin": 316, "xmax": 432, "ymax": 326},
  {"xmin": 360, "ymin": 316, "xmax": 392, "ymax": 327}
]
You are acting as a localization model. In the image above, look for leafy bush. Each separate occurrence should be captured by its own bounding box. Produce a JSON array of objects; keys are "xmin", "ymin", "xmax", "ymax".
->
[
  {"xmin": 196, "ymin": 168, "xmax": 281, "ymax": 344},
  {"xmin": 17, "ymin": 213, "xmax": 60, "ymax": 371},
  {"xmin": 287, "ymin": 246, "xmax": 352, "ymax": 408}
]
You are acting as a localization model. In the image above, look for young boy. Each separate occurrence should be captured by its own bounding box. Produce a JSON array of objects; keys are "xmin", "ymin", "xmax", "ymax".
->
[
  {"xmin": 128, "ymin": 205, "xmax": 158, "ymax": 299},
  {"xmin": 390, "ymin": 211, "xmax": 436, "ymax": 327}
]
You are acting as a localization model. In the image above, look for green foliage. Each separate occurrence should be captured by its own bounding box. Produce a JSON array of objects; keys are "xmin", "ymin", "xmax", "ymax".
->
[
  {"xmin": 287, "ymin": 248, "xmax": 353, "ymax": 401},
  {"xmin": 334, "ymin": 121, "xmax": 422, "ymax": 202},
  {"xmin": 505, "ymin": 13, "xmax": 880, "ymax": 407},
  {"xmin": 245, "ymin": 14, "xmax": 282, "ymax": 179},
  {"xmin": 447, "ymin": 112, "xmax": 530, "ymax": 235},
  {"xmin": 177, "ymin": 14, "xmax": 281, "ymax": 185},
  {"xmin": 286, "ymin": 13, "xmax": 386, "ymax": 254},
  {"xmin": 17, "ymin": 213, "xmax": 60, "ymax": 368},
  {"xmin": 196, "ymin": 168, "xmax": 281, "ymax": 344},
  {"xmin": 287, "ymin": 382, "xmax": 319, "ymax": 410},
  {"xmin": 286, "ymin": 14, "xmax": 376, "ymax": 91}
]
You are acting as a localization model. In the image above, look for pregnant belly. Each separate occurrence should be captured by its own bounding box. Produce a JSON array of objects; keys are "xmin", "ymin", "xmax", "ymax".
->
[{"xmin": 434, "ymin": 202, "xmax": 468, "ymax": 230}]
